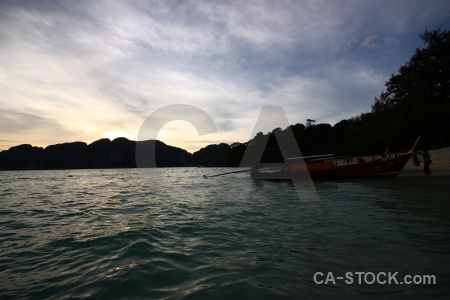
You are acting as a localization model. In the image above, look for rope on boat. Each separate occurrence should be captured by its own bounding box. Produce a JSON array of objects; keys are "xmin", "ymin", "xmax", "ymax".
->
[
  {"xmin": 203, "ymin": 165, "xmax": 285, "ymax": 178},
  {"xmin": 203, "ymin": 169, "xmax": 252, "ymax": 178}
]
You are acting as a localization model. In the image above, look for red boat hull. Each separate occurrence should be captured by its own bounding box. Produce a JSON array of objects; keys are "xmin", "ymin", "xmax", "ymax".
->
[{"xmin": 250, "ymin": 153, "xmax": 412, "ymax": 180}]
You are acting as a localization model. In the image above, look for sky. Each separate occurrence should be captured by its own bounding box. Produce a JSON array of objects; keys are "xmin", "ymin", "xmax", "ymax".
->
[{"xmin": 1, "ymin": 0, "xmax": 450, "ymax": 153}]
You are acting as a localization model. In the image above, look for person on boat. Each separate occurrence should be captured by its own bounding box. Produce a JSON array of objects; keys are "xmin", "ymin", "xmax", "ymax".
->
[{"xmin": 416, "ymin": 148, "xmax": 431, "ymax": 176}]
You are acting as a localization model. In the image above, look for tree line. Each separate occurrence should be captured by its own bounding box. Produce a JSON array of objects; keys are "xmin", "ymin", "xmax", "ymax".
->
[{"xmin": 226, "ymin": 29, "xmax": 450, "ymax": 166}]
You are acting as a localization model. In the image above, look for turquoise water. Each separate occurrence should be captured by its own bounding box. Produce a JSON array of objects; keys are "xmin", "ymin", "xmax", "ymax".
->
[{"xmin": 1, "ymin": 169, "xmax": 449, "ymax": 299}]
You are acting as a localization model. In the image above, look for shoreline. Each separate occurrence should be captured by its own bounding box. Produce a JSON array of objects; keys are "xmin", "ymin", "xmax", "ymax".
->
[
  {"xmin": 1, "ymin": 146, "xmax": 449, "ymax": 173},
  {"xmin": 403, "ymin": 146, "xmax": 450, "ymax": 171},
  {"xmin": 345, "ymin": 146, "xmax": 450, "ymax": 174}
]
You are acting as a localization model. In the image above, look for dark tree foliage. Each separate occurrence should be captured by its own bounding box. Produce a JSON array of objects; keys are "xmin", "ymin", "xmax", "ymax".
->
[
  {"xmin": 224, "ymin": 28, "xmax": 450, "ymax": 165},
  {"xmin": 225, "ymin": 142, "xmax": 247, "ymax": 167},
  {"xmin": 372, "ymin": 28, "xmax": 450, "ymax": 149}
]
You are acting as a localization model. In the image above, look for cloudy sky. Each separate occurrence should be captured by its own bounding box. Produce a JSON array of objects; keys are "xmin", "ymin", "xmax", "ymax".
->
[{"xmin": 1, "ymin": 0, "xmax": 449, "ymax": 152}]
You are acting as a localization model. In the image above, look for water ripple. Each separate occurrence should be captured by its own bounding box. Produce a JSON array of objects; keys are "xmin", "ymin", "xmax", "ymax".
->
[{"xmin": 1, "ymin": 169, "xmax": 449, "ymax": 298}]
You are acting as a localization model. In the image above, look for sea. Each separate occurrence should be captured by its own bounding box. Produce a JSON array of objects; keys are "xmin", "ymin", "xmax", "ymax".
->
[{"xmin": 1, "ymin": 168, "xmax": 449, "ymax": 299}]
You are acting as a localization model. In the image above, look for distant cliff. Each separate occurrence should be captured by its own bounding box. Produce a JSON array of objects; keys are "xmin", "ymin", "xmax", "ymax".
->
[
  {"xmin": 0, "ymin": 138, "xmax": 230, "ymax": 170},
  {"xmin": 192, "ymin": 143, "xmax": 229, "ymax": 167}
]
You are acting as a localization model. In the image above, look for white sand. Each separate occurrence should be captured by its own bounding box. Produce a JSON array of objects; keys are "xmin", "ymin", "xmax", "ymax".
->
[
  {"xmin": 334, "ymin": 146, "xmax": 450, "ymax": 175},
  {"xmin": 404, "ymin": 146, "xmax": 450, "ymax": 171}
]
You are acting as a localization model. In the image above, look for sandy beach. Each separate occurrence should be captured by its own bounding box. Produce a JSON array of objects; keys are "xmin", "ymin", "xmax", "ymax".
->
[
  {"xmin": 403, "ymin": 146, "xmax": 450, "ymax": 172},
  {"xmin": 335, "ymin": 146, "xmax": 450, "ymax": 176}
]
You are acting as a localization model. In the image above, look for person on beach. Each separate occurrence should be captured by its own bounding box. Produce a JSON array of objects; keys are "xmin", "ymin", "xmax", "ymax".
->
[{"xmin": 417, "ymin": 149, "xmax": 431, "ymax": 176}]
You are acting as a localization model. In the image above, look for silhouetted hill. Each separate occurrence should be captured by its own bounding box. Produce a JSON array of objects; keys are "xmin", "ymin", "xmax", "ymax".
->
[
  {"xmin": 0, "ymin": 138, "xmax": 203, "ymax": 170},
  {"xmin": 193, "ymin": 143, "xmax": 229, "ymax": 167},
  {"xmin": 0, "ymin": 144, "xmax": 46, "ymax": 170},
  {"xmin": 45, "ymin": 142, "xmax": 88, "ymax": 169}
]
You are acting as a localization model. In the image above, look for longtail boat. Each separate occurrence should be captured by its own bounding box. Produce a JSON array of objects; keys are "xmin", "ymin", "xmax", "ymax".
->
[
  {"xmin": 250, "ymin": 152, "xmax": 412, "ymax": 180},
  {"xmin": 250, "ymin": 137, "xmax": 421, "ymax": 180},
  {"xmin": 203, "ymin": 137, "xmax": 420, "ymax": 180}
]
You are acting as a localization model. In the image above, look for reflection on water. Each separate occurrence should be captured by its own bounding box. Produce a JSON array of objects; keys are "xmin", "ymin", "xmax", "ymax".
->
[{"xmin": 0, "ymin": 168, "xmax": 449, "ymax": 299}]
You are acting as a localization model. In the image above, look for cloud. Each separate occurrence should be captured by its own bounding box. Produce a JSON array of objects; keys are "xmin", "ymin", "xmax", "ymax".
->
[
  {"xmin": 1, "ymin": 0, "xmax": 449, "ymax": 151},
  {"xmin": 0, "ymin": 109, "xmax": 76, "ymax": 150},
  {"xmin": 361, "ymin": 34, "xmax": 378, "ymax": 48}
]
